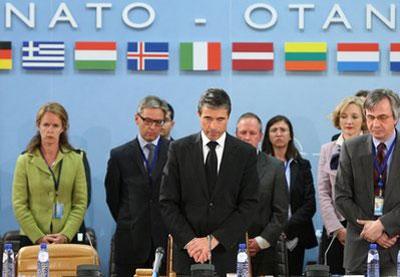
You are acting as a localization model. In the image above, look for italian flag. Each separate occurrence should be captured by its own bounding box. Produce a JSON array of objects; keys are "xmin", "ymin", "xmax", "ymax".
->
[
  {"xmin": 180, "ymin": 42, "xmax": 221, "ymax": 71},
  {"xmin": 75, "ymin": 41, "xmax": 117, "ymax": 70}
]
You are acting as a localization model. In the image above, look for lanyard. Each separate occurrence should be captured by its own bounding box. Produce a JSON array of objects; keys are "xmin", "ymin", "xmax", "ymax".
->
[
  {"xmin": 139, "ymin": 139, "xmax": 161, "ymax": 174},
  {"xmin": 49, "ymin": 160, "xmax": 63, "ymax": 194},
  {"xmin": 372, "ymin": 139, "xmax": 396, "ymax": 188}
]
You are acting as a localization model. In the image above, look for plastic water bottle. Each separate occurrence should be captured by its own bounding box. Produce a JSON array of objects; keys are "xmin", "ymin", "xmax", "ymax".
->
[
  {"xmin": 236, "ymin": 243, "xmax": 249, "ymax": 277},
  {"xmin": 367, "ymin": 243, "xmax": 379, "ymax": 277},
  {"xmin": 2, "ymin": 243, "xmax": 15, "ymax": 277},
  {"xmin": 37, "ymin": 243, "xmax": 49, "ymax": 277}
]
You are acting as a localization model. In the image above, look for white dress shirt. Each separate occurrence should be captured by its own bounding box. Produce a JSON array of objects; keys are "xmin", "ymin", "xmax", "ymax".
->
[{"xmin": 201, "ymin": 131, "xmax": 226, "ymax": 173}]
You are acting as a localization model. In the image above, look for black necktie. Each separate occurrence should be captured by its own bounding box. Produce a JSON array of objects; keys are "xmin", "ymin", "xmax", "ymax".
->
[
  {"xmin": 205, "ymin": 141, "xmax": 218, "ymax": 193},
  {"xmin": 374, "ymin": 143, "xmax": 387, "ymax": 196},
  {"xmin": 145, "ymin": 143, "xmax": 155, "ymax": 167}
]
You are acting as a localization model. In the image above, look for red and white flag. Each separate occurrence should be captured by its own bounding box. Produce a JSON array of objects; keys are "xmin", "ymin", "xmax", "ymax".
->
[{"xmin": 232, "ymin": 42, "xmax": 274, "ymax": 71}]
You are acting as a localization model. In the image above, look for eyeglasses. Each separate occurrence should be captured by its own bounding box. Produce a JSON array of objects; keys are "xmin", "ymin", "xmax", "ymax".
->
[{"xmin": 137, "ymin": 114, "xmax": 165, "ymax": 127}]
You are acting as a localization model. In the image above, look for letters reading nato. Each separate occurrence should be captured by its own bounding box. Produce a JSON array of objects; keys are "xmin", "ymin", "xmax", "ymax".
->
[
  {"xmin": 105, "ymin": 96, "xmax": 170, "ymax": 277},
  {"xmin": 2, "ymin": 2, "xmax": 399, "ymax": 31},
  {"xmin": 335, "ymin": 89, "xmax": 400, "ymax": 276},
  {"xmin": 159, "ymin": 89, "xmax": 259, "ymax": 276}
]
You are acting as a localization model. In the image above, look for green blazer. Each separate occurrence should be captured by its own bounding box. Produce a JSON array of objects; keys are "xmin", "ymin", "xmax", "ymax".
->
[{"xmin": 12, "ymin": 148, "xmax": 87, "ymax": 243}]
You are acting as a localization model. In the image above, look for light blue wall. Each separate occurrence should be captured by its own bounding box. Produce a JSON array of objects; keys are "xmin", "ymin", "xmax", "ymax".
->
[{"xmin": 1, "ymin": 0, "xmax": 398, "ymax": 274}]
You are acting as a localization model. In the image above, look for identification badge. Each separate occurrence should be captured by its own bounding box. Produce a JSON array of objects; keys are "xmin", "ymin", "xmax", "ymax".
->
[
  {"xmin": 374, "ymin": 196, "xmax": 384, "ymax": 216},
  {"xmin": 53, "ymin": 202, "xmax": 64, "ymax": 219}
]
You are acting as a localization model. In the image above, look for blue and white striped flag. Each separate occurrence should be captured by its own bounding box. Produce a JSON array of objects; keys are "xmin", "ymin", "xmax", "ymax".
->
[{"xmin": 22, "ymin": 41, "xmax": 65, "ymax": 70}]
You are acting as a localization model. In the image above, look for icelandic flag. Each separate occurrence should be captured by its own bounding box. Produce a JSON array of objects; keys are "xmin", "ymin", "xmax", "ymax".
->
[
  {"xmin": 390, "ymin": 43, "xmax": 400, "ymax": 71},
  {"xmin": 337, "ymin": 43, "xmax": 379, "ymax": 72},
  {"xmin": 22, "ymin": 41, "xmax": 65, "ymax": 70},
  {"xmin": 127, "ymin": 42, "xmax": 169, "ymax": 71}
]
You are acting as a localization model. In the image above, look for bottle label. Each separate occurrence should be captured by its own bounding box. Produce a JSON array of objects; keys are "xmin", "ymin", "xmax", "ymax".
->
[
  {"xmin": 38, "ymin": 252, "xmax": 49, "ymax": 263},
  {"xmin": 367, "ymin": 253, "xmax": 377, "ymax": 263},
  {"xmin": 237, "ymin": 252, "xmax": 248, "ymax": 263}
]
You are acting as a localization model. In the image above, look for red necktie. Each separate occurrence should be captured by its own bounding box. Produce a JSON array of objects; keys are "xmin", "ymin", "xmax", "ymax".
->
[{"xmin": 373, "ymin": 143, "xmax": 387, "ymax": 196}]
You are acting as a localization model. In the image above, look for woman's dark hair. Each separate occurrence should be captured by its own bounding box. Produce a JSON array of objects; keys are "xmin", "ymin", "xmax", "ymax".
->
[
  {"xmin": 27, "ymin": 102, "xmax": 73, "ymax": 153},
  {"xmin": 261, "ymin": 115, "xmax": 300, "ymax": 160}
]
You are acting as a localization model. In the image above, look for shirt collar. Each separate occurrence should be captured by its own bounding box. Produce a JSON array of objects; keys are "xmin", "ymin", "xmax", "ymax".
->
[
  {"xmin": 372, "ymin": 130, "xmax": 396, "ymax": 150},
  {"xmin": 137, "ymin": 134, "xmax": 160, "ymax": 149},
  {"xmin": 201, "ymin": 131, "xmax": 226, "ymax": 149},
  {"xmin": 336, "ymin": 131, "xmax": 364, "ymax": 146}
]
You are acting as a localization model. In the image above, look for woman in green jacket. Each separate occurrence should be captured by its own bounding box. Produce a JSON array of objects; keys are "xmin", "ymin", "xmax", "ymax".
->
[{"xmin": 12, "ymin": 102, "xmax": 87, "ymax": 246}]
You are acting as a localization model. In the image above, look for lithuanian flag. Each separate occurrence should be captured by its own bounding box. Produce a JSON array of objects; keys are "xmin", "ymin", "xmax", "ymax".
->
[
  {"xmin": 285, "ymin": 42, "xmax": 327, "ymax": 71},
  {"xmin": 0, "ymin": 41, "xmax": 12, "ymax": 70}
]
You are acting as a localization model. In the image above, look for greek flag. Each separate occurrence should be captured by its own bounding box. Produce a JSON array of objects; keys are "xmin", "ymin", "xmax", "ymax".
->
[{"xmin": 22, "ymin": 41, "xmax": 65, "ymax": 70}]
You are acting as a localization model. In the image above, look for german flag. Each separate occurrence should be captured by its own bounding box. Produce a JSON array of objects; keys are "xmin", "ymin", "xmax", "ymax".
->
[
  {"xmin": 285, "ymin": 42, "xmax": 327, "ymax": 71},
  {"xmin": 0, "ymin": 41, "xmax": 12, "ymax": 70}
]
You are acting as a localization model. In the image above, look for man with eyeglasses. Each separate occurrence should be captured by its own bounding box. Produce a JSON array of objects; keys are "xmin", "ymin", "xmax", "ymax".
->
[
  {"xmin": 160, "ymin": 89, "xmax": 259, "ymax": 276},
  {"xmin": 105, "ymin": 95, "xmax": 170, "ymax": 276},
  {"xmin": 335, "ymin": 89, "xmax": 400, "ymax": 276}
]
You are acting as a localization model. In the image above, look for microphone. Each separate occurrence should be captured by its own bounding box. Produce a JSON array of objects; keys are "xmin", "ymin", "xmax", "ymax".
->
[
  {"xmin": 304, "ymin": 232, "xmax": 336, "ymax": 276},
  {"xmin": 324, "ymin": 232, "xmax": 337, "ymax": 266},
  {"xmin": 152, "ymin": 247, "xmax": 165, "ymax": 277}
]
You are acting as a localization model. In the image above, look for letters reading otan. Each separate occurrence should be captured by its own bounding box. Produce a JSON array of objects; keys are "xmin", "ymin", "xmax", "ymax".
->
[
  {"xmin": 5, "ymin": 2, "xmax": 155, "ymax": 29},
  {"xmin": 3, "ymin": 2, "xmax": 398, "ymax": 31}
]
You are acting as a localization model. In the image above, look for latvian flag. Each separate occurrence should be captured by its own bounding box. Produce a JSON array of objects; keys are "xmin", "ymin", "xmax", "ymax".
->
[
  {"xmin": 22, "ymin": 41, "xmax": 65, "ymax": 70},
  {"xmin": 127, "ymin": 42, "xmax": 168, "ymax": 71},
  {"xmin": 75, "ymin": 42, "xmax": 117, "ymax": 70},
  {"xmin": 232, "ymin": 42, "xmax": 273, "ymax": 71},
  {"xmin": 0, "ymin": 41, "xmax": 12, "ymax": 70},
  {"xmin": 180, "ymin": 42, "xmax": 221, "ymax": 71},
  {"xmin": 285, "ymin": 42, "xmax": 327, "ymax": 71},
  {"xmin": 390, "ymin": 43, "xmax": 400, "ymax": 71},
  {"xmin": 337, "ymin": 43, "xmax": 379, "ymax": 72}
]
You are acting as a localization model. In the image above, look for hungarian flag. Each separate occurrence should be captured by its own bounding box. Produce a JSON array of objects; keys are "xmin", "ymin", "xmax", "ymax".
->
[
  {"xmin": 337, "ymin": 43, "xmax": 379, "ymax": 72},
  {"xmin": 390, "ymin": 43, "xmax": 400, "ymax": 71},
  {"xmin": 0, "ymin": 41, "xmax": 12, "ymax": 70},
  {"xmin": 75, "ymin": 41, "xmax": 117, "ymax": 70},
  {"xmin": 232, "ymin": 42, "xmax": 273, "ymax": 71},
  {"xmin": 285, "ymin": 42, "xmax": 327, "ymax": 71},
  {"xmin": 180, "ymin": 42, "xmax": 221, "ymax": 71}
]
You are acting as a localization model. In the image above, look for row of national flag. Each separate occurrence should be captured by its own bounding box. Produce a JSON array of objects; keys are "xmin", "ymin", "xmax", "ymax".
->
[{"xmin": 2, "ymin": 41, "xmax": 400, "ymax": 72}]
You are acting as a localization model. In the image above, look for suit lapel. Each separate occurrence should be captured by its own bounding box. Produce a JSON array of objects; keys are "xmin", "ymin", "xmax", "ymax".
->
[
  {"xmin": 384, "ymin": 133, "xmax": 400, "ymax": 203},
  {"xmin": 212, "ymin": 134, "xmax": 237, "ymax": 198},
  {"xmin": 151, "ymin": 138, "xmax": 168, "ymax": 180},
  {"xmin": 360, "ymin": 137, "xmax": 374, "ymax": 205},
  {"xmin": 289, "ymin": 159, "xmax": 299, "ymax": 197},
  {"xmin": 132, "ymin": 138, "xmax": 147, "ymax": 176},
  {"xmin": 193, "ymin": 133, "xmax": 209, "ymax": 197}
]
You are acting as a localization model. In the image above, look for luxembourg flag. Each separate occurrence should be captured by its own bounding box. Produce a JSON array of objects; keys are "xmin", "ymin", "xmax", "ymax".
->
[
  {"xmin": 390, "ymin": 43, "xmax": 400, "ymax": 71},
  {"xmin": 337, "ymin": 43, "xmax": 380, "ymax": 72}
]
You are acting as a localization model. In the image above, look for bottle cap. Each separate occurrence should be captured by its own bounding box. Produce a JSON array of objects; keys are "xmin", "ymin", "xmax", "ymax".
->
[
  {"xmin": 238, "ymin": 243, "xmax": 246, "ymax": 250},
  {"xmin": 40, "ymin": 243, "xmax": 48, "ymax": 250},
  {"xmin": 4, "ymin": 243, "xmax": 12, "ymax": 250},
  {"xmin": 369, "ymin": 243, "xmax": 377, "ymax": 250}
]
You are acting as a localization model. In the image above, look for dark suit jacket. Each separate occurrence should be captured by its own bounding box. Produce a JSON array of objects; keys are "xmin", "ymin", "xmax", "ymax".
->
[
  {"xmin": 159, "ymin": 133, "xmax": 259, "ymax": 276},
  {"xmin": 248, "ymin": 153, "xmax": 289, "ymax": 275},
  {"xmin": 335, "ymin": 133, "xmax": 400, "ymax": 273},
  {"xmin": 105, "ymin": 137, "xmax": 170, "ymax": 264},
  {"xmin": 285, "ymin": 157, "xmax": 318, "ymax": 249}
]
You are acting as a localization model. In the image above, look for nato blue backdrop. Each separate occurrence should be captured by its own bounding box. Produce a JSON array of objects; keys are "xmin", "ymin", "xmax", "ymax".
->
[{"xmin": 1, "ymin": 0, "xmax": 399, "ymax": 274}]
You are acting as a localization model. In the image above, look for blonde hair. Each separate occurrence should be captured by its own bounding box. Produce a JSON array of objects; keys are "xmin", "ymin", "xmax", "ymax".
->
[
  {"xmin": 26, "ymin": 102, "xmax": 73, "ymax": 153},
  {"xmin": 331, "ymin": 96, "xmax": 366, "ymax": 131}
]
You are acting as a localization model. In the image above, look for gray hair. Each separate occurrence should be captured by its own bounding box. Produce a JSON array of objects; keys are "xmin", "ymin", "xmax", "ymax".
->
[
  {"xmin": 137, "ymin": 95, "xmax": 168, "ymax": 117},
  {"xmin": 236, "ymin": 112, "xmax": 263, "ymax": 132},
  {"xmin": 364, "ymin": 89, "xmax": 400, "ymax": 121}
]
